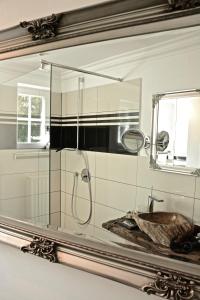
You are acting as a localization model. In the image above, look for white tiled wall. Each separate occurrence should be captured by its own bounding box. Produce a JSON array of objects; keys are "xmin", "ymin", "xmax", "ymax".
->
[
  {"xmin": 137, "ymin": 156, "xmax": 195, "ymax": 198},
  {"xmin": 60, "ymin": 44, "xmax": 200, "ymax": 238},
  {"xmin": 61, "ymin": 150, "xmax": 198, "ymax": 238},
  {"xmin": 60, "ymin": 78, "xmax": 141, "ymax": 238},
  {"xmin": 62, "ymin": 87, "xmax": 98, "ymax": 116},
  {"xmin": 61, "ymin": 79, "xmax": 141, "ymax": 117},
  {"xmin": 0, "ymin": 149, "xmax": 61, "ymax": 226},
  {"xmin": 97, "ymin": 79, "xmax": 140, "ymax": 113}
]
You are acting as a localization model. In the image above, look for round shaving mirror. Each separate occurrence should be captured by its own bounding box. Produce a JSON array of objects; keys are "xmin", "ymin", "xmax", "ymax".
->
[{"xmin": 121, "ymin": 129, "xmax": 149, "ymax": 154}]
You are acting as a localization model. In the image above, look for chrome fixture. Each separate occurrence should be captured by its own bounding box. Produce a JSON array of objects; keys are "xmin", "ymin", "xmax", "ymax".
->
[
  {"xmin": 70, "ymin": 77, "xmax": 93, "ymax": 226},
  {"xmin": 71, "ymin": 164, "xmax": 93, "ymax": 225},
  {"xmin": 81, "ymin": 168, "xmax": 91, "ymax": 183},
  {"xmin": 41, "ymin": 59, "xmax": 123, "ymax": 82},
  {"xmin": 121, "ymin": 129, "xmax": 150, "ymax": 154},
  {"xmin": 39, "ymin": 61, "xmax": 45, "ymax": 70},
  {"xmin": 148, "ymin": 195, "xmax": 164, "ymax": 213}
]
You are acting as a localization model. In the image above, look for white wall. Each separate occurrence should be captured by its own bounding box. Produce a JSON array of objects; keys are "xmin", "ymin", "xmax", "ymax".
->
[
  {"xmin": 0, "ymin": 0, "xmax": 109, "ymax": 30},
  {"xmin": 0, "ymin": 242, "xmax": 157, "ymax": 300}
]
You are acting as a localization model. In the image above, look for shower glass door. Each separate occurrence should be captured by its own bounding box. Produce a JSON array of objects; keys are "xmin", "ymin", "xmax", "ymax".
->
[
  {"xmin": 50, "ymin": 64, "xmax": 97, "ymax": 236},
  {"xmin": 50, "ymin": 61, "xmax": 140, "ymax": 245},
  {"xmin": 0, "ymin": 56, "xmax": 51, "ymax": 226}
]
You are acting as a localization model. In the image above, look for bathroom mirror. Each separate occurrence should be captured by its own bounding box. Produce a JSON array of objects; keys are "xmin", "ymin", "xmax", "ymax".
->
[
  {"xmin": 0, "ymin": 1, "xmax": 200, "ymax": 298},
  {"xmin": 121, "ymin": 129, "xmax": 150, "ymax": 154},
  {"xmin": 151, "ymin": 90, "xmax": 200, "ymax": 175}
]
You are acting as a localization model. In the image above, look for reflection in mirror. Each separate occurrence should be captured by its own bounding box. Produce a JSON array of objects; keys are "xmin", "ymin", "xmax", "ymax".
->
[
  {"xmin": 156, "ymin": 131, "xmax": 169, "ymax": 152},
  {"xmin": 151, "ymin": 90, "xmax": 200, "ymax": 175},
  {"xmin": 0, "ymin": 25, "xmax": 200, "ymax": 266},
  {"xmin": 121, "ymin": 129, "xmax": 150, "ymax": 154}
]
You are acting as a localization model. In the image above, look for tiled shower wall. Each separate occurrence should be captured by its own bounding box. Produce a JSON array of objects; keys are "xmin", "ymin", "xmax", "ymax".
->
[
  {"xmin": 0, "ymin": 149, "xmax": 60, "ymax": 224},
  {"xmin": 60, "ymin": 42, "xmax": 200, "ymax": 239}
]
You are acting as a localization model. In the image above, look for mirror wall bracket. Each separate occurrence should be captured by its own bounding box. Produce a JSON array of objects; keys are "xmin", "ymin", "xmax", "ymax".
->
[
  {"xmin": 143, "ymin": 271, "xmax": 195, "ymax": 299},
  {"xmin": 21, "ymin": 236, "xmax": 57, "ymax": 263},
  {"xmin": 20, "ymin": 13, "xmax": 62, "ymax": 41}
]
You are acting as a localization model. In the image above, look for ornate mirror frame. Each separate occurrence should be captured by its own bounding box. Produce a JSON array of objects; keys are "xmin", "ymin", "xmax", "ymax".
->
[
  {"xmin": 1, "ymin": 1, "xmax": 200, "ymax": 299},
  {"xmin": 150, "ymin": 90, "xmax": 200, "ymax": 176}
]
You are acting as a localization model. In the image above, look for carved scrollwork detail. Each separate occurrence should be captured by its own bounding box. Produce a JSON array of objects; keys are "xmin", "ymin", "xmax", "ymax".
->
[
  {"xmin": 21, "ymin": 236, "xmax": 57, "ymax": 263},
  {"xmin": 20, "ymin": 14, "xmax": 60, "ymax": 41},
  {"xmin": 142, "ymin": 271, "xmax": 195, "ymax": 300},
  {"xmin": 168, "ymin": 0, "xmax": 200, "ymax": 10}
]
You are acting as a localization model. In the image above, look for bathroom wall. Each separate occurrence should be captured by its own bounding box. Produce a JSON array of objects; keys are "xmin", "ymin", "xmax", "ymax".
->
[
  {"xmin": 0, "ymin": 0, "xmax": 110, "ymax": 30},
  {"xmin": 52, "ymin": 79, "xmax": 141, "ymax": 154},
  {"xmin": 60, "ymin": 33, "xmax": 200, "ymax": 241}
]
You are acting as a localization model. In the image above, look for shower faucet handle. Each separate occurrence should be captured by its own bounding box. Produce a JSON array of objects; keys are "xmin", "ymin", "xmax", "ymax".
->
[{"xmin": 81, "ymin": 168, "xmax": 91, "ymax": 183}]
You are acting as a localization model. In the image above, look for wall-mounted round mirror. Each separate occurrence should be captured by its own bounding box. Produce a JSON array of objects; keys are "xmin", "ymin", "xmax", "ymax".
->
[
  {"xmin": 156, "ymin": 131, "xmax": 169, "ymax": 152},
  {"xmin": 121, "ymin": 129, "xmax": 150, "ymax": 154}
]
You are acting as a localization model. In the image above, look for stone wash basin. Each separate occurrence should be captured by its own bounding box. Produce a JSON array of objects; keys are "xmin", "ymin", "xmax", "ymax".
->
[{"xmin": 133, "ymin": 212, "xmax": 193, "ymax": 247}]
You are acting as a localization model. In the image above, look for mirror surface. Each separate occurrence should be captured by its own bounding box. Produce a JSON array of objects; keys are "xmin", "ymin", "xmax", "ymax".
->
[
  {"xmin": 0, "ymin": 25, "xmax": 200, "ymax": 266},
  {"xmin": 151, "ymin": 90, "xmax": 200, "ymax": 174},
  {"xmin": 121, "ymin": 129, "xmax": 145, "ymax": 153}
]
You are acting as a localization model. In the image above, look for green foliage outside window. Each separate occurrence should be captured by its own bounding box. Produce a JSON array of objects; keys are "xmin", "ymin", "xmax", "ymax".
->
[{"xmin": 17, "ymin": 94, "xmax": 45, "ymax": 145}]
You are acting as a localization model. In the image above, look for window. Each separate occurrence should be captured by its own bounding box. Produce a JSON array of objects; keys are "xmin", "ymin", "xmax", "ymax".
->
[{"xmin": 17, "ymin": 94, "xmax": 47, "ymax": 147}]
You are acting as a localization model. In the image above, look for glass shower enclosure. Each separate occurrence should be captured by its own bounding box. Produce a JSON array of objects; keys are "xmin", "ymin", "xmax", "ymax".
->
[
  {"xmin": 0, "ymin": 53, "xmax": 140, "ymax": 247},
  {"xmin": 0, "ymin": 57, "xmax": 51, "ymax": 226}
]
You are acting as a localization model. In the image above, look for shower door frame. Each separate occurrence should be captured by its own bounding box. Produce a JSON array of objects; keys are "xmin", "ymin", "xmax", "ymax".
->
[{"xmin": 0, "ymin": 0, "xmax": 200, "ymax": 299}]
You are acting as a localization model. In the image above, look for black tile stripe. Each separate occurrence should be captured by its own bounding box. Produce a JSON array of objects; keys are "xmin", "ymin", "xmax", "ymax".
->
[
  {"xmin": 51, "ymin": 111, "xmax": 140, "ymax": 126},
  {"xmin": 50, "ymin": 124, "xmax": 138, "ymax": 156}
]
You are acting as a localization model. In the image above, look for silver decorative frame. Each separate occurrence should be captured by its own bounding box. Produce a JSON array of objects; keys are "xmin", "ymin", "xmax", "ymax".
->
[
  {"xmin": 142, "ymin": 271, "xmax": 196, "ymax": 299},
  {"xmin": 0, "ymin": 1, "xmax": 200, "ymax": 299},
  {"xmin": 20, "ymin": 14, "xmax": 61, "ymax": 41},
  {"xmin": 21, "ymin": 236, "xmax": 57, "ymax": 262},
  {"xmin": 150, "ymin": 89, "xmax": 200, "ymax": 176}
]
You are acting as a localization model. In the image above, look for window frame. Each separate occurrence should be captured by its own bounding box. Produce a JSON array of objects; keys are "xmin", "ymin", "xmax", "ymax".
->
[{"xmin": 17, "ymin": 93, "xmax": 46, "ymax": 148}]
